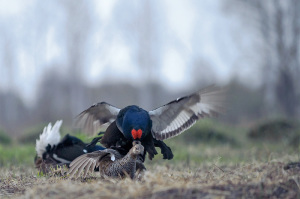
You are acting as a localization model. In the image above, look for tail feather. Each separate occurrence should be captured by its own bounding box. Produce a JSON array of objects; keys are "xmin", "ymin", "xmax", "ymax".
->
[{"xmin": 36, "ymin": 120, "xmax": 63, "ymax": 158}]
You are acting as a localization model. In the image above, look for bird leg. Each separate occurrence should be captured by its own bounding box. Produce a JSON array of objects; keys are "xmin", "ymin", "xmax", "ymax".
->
[
  {"xmin": 153, "ymin": 139, "xmax": 174, "ymax": 160},
  {"xmin": 139, "ymin": 133, "xmax": 158, "ymax": 160}
]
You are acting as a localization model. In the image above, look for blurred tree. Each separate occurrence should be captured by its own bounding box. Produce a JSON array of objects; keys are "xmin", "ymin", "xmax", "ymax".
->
[
  {"xmin": 224, "ymin": 0, "xmax": 300, "ymax": 118},
  {"xmin": 60, "ymin": 0, "xmax": 94, "ymax": 115},
  {"xmin": 224, "ymin": 79, "xmax": 264, "ymax": 124},
  {"xmin": 0, "ymin": 29, "xmax": 20, "ymax": 135},
  {"xmin": 111, "ymin": 0, "xmax": 163, "ymax": 109},
  {"xmin": 35, "ymin": 69, "xmax": 73, "ymax": 124},
  {"xmin": 0, "ymin": 91, "xmax": 29, "ymax": 136},
  {"xmin": 191, "ymin": 58, "xmax": 216, "ymax": 87}
]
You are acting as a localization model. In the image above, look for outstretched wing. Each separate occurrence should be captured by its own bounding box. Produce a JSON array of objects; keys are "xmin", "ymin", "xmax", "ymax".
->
[
  {"xmin": 75, "ymin": 102, "xmax": 121, "ymax": 135},
  {"xmin": 68, "ymin": 149, "xmax": 116, "ymax": 178},
  {"xmin": 149, "ymin": 85, "xmax": 226, "ymax": 140}
]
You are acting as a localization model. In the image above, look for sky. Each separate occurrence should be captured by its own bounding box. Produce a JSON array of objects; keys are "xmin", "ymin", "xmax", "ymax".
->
[{"xmin": 0, "ymin": 0, "xmax": 260, "ymax": 105}]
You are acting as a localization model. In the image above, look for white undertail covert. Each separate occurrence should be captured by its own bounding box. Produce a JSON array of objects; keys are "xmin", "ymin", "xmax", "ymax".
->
[{"xmin": 36, "ymin": 120, "xmax": 63, "ymax": 158}]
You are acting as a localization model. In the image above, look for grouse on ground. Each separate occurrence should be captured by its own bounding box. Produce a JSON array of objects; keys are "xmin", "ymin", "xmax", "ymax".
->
[
  {"xmin": 68, "ymin": 140, "xmax": 145, "ymax": 179},
  {"xmin": 35, "ymin": 120, "xmax": 105, "ymax": 173},
  {"xmin": 76, "ymin": 85, "xmax": 225, "ymax": 161}
]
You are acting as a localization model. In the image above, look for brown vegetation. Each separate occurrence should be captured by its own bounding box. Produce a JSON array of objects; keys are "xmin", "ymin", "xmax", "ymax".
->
[{"xmin": 1, "ymin": 160, "xmax": 299, "ymax": 198}]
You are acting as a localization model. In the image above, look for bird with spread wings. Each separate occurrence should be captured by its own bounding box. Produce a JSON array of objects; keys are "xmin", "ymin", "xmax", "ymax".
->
[{"xmin": 75, "ymin": 85, "xmax": 226, "ymax": 161}]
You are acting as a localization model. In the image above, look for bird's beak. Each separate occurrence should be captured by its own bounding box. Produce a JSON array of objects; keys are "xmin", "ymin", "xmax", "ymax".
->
[{"xmin": 133, "ymin": 140, "xmax": 141, "ymax": 145}]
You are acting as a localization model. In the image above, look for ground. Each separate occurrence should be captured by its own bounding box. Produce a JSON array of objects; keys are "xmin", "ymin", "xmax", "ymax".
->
[
  {"xmin": 0, "ymin": 119, "xmax": 300, "ymax": 198},
  {"xmin": 1, "ymin": 161, "xmax": 300, "ymax": 198}
]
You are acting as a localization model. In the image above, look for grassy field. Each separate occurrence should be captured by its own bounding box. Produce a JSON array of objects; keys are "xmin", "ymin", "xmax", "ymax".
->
[{"xmin": 0, "ymin": 119, "xmax": 300, "ymax": 198}]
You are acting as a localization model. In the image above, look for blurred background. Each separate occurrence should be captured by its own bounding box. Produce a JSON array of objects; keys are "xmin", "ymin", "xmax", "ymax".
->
[{"xmin": 0, "ymin": 0, "xmax": 299, "ymax": 146}]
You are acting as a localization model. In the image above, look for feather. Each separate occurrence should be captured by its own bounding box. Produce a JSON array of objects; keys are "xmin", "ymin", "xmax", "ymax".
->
[
  {"xmin": 68, "ymin": 144, "xmax": 144, "ymax": 179},
  {"xmin": 149, "ymin": 85, "xmax": 226, "ymax": 140},
  {"xmin": 83, "ymin": 160, "xmax": 94, "ymax": 178},
  {"xmin": 75, "ymin": 102, "xmax": 120, "ymax": 135},
  {"xmin": 68, "ymin": 150, "xmax": 114, "ymax": 178},
  {"xmin": 36, "ymin": 120, "xmax": 62, "ymax": 158}
]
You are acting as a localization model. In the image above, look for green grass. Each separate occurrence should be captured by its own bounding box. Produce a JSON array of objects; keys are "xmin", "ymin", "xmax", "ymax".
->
[
  {"xmin": 0, "ymin": 144, "xmax": 35, "ymax": 167},
  {"xmin": 1, "ymin": 119, "xmax": 299, "ymax": 167}
]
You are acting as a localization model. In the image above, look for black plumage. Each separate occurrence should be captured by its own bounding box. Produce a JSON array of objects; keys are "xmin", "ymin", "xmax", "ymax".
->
[{"xmin": 35, "ymin": 134, "xmax": 104, "ymax": 173}]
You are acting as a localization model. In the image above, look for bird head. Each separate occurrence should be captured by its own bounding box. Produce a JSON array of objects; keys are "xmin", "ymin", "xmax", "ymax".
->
[
  {"xmin": 116, "ymin": 105, "xmax": 152, "ymax": 141},
  {"xmin": 131, "ymin": 140, "xmax": 144, "ymax": 155}
]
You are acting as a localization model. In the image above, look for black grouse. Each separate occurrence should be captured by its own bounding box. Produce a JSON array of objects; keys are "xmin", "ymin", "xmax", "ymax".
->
[
  {"xmin": 76, "ymin": 85, "xmax": 225, "ymax": 161},
  {"xmin": 35, "ymin": 120, "xmax": 105, "ymax": 173}
]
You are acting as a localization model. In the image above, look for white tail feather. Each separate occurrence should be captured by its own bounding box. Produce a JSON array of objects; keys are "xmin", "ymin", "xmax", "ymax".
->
[{"xmin": 36, "ymin": 120, "xmax": 63, "ymax": 158}]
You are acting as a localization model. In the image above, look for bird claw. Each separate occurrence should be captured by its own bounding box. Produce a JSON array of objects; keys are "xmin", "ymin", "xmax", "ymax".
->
[{"xmin": 161, "ymin": 146, "xmax": 173, "ymax": 160}]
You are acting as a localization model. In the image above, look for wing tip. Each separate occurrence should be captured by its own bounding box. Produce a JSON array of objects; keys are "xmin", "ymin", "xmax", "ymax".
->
[{"xmin": 73, "ymin": 102, "xmax": 120, "ymax": 136}]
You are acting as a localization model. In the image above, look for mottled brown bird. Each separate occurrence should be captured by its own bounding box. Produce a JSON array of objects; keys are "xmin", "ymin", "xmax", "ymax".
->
[{"xmin": 68, "ymin": 141, "xmax": 145, "ymax": 179}]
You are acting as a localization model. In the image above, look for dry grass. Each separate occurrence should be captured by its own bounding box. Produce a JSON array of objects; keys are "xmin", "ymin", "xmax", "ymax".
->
[
  {"xmin": 1, "ymin": 120, "xmax": 300, "ymax": 198},
  {"xmin": 1, "ymin": 158, "xmax": 300, "ymax": 199}
]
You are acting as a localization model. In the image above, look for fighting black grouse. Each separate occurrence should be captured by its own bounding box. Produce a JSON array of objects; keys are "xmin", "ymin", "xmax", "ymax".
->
[{"xmin": 76, "ymin": 85, "xmax": 225, "ymax": 161}]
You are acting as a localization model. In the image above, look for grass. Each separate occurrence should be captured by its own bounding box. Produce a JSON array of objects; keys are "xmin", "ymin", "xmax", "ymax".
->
[
  {"xmin": 0, "ymin": 119, "xmax": 300, "ymax": 198},
  {"xmin": 1, "ymin": 161, "xmax": 299, "ymax": 198},
  {"xmin": 0, "ymin": 144, "xmax": 35, "ymax": 167}
]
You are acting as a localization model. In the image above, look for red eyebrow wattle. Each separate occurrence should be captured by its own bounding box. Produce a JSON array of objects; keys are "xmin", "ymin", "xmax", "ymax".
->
[
  {"xmin": 131, "ymin": 129, "xmax": 138, "ymax": 139},
  {"xmin": 131, "ymin": 129, "xmax": 142, "ymax": 139},
  {"xmin": 137, "ymin": 129, "xmax": 142, "ymax": 139}
]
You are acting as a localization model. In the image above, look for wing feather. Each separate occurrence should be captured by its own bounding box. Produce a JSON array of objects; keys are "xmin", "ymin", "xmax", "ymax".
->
[
  {"xmin": 75, "ymin": 160, "xmax": 90, "ymax": 178},
  {"xmin": 75, "ymin": 102, "xmax": 121, "ymax": 135},
  {"xmin": 83, "ymin": 160, "xmax": 94, "ymax": 178},
  {"xmin": 68, "ymin": 150, "xmax": 114, "ymax": 178},
  {"xmin": 149, "ymin": 85, "xmax": 226, "ymax": 140},
  {"xmin": 68, "ymin": 156, "xmax": 89, "ymax": 178}
]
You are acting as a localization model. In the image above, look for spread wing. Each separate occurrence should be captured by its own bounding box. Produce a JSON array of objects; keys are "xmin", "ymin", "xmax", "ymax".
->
[
  {"xmin": 149, "ymin": 85, "xmax": 226, "ymax": 140},
  {"xmin": 75, "ymin": 102, "xmax": 121, "ymax": 135},
  {"xmin": 68, "ymin": 149, "xmax": 117, "ymax": 178}
]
